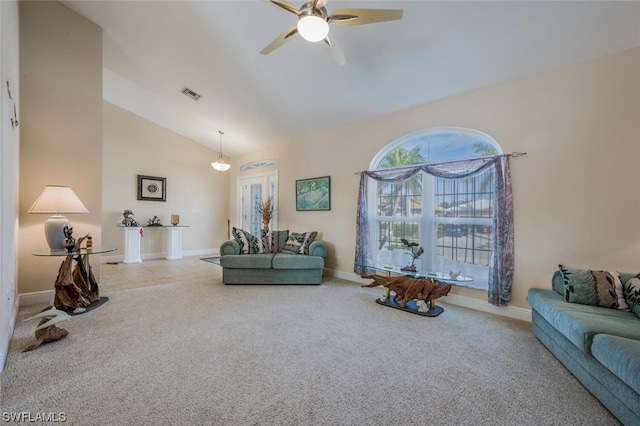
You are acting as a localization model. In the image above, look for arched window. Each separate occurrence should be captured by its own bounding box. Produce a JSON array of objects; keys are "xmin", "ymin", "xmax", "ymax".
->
[
  {"xmin": 241, "ymin": 160, "xmax": 276, "ymax": 172},
  {"xmin": 364, "ymin": 127, "xmax": 503, "ymax": 292}
]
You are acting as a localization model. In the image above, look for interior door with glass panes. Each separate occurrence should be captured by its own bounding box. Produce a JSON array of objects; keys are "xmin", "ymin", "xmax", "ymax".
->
[{"xmin": 239, "ymin": 172, "xmax": 277, "ymax": 236}]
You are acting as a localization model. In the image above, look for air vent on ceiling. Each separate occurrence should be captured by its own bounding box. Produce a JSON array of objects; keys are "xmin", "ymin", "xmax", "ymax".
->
[{"xmin": 181, "ymin": 87, "xmax": 202, "ymax": 101}]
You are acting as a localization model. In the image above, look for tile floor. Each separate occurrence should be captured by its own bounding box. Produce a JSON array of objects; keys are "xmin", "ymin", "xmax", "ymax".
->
[{"xmin": 100, "ymin": 255, "xmax": 221, "ymax": 293}]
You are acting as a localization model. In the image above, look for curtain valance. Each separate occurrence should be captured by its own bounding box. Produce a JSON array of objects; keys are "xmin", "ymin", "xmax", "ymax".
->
[{"xmin": 361, "ymin": 156, "xmax": 496, "ymax": 182}]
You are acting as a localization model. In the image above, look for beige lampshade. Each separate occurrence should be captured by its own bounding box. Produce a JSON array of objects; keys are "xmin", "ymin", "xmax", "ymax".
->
[
  {"xmin": 28, "ymin": 186, "xmax": 88, "ymax": 251},
  {"xmin": 28, "ymin": 185, "xmax": 89, "ymax": 214}
]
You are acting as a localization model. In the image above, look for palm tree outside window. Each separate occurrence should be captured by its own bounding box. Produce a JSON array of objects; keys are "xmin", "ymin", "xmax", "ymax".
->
[{"xmin": 367, "ymin": 127, "xmax": 502, "ymax": 291}]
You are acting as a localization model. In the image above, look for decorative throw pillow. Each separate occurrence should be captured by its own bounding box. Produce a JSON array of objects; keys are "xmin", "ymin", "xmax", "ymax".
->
[
  {"xmin": 253, "ymin": 232, "xmax": 269, "ymax": 254},
  {"xmin": 232, "ymin": 227, "xmax": 253, "ymax": 254},
  {"xmin": 282, "ymin": 231, "xmax": 317, "ymax": 255},
  {"xmin": 558, "ymin": 265, "xmax": 627, "ymax": 310},
  {"xmin": 232, "ymin": 227, "xmax": 269, "ymax": 254},
  {"xmin": 267, "ymin": 230, "xmax": 289, "ymax": 254},
  {"xmin": 623, "ymin": 276, "xmax": 640, "ymax": 319}
]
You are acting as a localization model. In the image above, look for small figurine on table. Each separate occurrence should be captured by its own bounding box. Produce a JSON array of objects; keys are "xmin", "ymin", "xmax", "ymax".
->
[
  {"xmin": 121, "ymin": 210, "xmax": 140, "ymax": 227},
  {"xmin": 147, "ymin": 215, "xmax": 162, "ymax": 226},
  {"xmin": 400, "ymin": 238, "xmax": 424, "ymax": 273},
  {"xmin": 62, "ymin": 226, "xmax": 76, "ymax": 252}
]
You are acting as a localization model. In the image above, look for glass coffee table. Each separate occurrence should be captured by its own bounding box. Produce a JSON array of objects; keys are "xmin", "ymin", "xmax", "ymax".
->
[{"xmin": 356, "ymin": 262, "xmax": 473, "ymax": 317}]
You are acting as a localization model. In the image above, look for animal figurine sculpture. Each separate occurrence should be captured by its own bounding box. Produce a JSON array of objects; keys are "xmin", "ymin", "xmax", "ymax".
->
[
  {"xmin": 122, "ymin": 209, "xmax": 140, "ymax": 227},
  {"xmin": 449, "ymin": 270, "xmax": 461, "ymax": 279},
  {"xmin": 400, "ymin": 238, "xmax": 424, "ymax": 273},
  {"xmin": 147, "ymin": 215, "xmax": 162, "ymax": 226},
  {"xmin": 23, "ymin": 307, "xmax": 71, "ymax": 352},
  {"xmin": 62, "ymin": 225, "xmax": 76, "ymax": 252}
]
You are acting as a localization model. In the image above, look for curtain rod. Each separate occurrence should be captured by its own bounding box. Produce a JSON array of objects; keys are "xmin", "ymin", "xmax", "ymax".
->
[{"xmin": 354, "ymin": 151, "xmax": 527, "ymax": 175}]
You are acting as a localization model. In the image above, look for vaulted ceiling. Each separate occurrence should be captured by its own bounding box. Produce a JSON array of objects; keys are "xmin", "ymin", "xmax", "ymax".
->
[{"xmin": 61, "ymin": 1, "xmax": 640, "ymax": 157}]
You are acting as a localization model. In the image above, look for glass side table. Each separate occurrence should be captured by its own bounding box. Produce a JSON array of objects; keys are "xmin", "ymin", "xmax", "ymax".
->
[
  {"xmin": 355, "ymin": 262, "xmax": 473, "ymax": 317},
  {"xmin": 32, "ymin": 246, "xmax": 116, "ymax": 314}
]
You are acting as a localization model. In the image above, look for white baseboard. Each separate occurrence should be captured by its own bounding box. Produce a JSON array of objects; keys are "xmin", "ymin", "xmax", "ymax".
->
[
  {"xmin": 184, "ymin": 248, "xmax": 219, "ymax": 258},
  {"xmin": 18, "ymin": 290, "xmax": 54, "ymax": 307},
  {"xmin": 0, "ymin": 300, "xmax": 18, "ymax": 372},
  {"xmin": 439, "ymin": 293, "xmax": 532, "ymax": 322},
  {"xmin": 325, "ymin": 268, "xmax": 532, "ymax": 322}
]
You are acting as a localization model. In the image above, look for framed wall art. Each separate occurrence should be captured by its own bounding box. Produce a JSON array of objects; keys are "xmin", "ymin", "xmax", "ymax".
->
[
  {"xmin": 296, "ymin": 176, "xmax": 330, "ymax": 211},
  {"xmin": 137, "ymin": 175, "xmax": 166, "ymax": 202}
]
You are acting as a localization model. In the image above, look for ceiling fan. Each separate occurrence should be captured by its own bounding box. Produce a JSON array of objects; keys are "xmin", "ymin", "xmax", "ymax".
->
[{"xmin": 260, "ymin": 0, "xmax": 403, "ymax": 66}]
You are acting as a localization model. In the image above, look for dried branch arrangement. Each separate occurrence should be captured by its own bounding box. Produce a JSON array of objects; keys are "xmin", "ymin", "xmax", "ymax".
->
[{"xmin": 256, "ymin": 196, "xmax": 276, "ymax": 231}]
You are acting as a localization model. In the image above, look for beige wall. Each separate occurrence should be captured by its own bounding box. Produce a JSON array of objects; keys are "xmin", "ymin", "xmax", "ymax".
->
[
  {"xmin": 228, "ymin": 47, "xmax": 640, "ymax": 310},
  {"xmin": 18, "ymin": 1, "xmax": 228, "ymax": 297},
  {"xmin": 102, "ymin": 101, "xmax": 229, "ymax": 257},
  {"xmin": 18, "ymin": 1, "xmax": 103, "ymax": 295}
]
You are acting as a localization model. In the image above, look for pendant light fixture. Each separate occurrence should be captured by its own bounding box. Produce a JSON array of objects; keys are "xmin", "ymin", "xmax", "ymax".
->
[{"xmin": 211, "ymin": 130, "xmax": 230, "ymax": 172}]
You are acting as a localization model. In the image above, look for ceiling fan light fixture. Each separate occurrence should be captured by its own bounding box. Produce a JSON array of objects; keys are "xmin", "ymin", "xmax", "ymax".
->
[{"xmin": 297, "ymin": 15, "xmax": 329, "ymax": 42}]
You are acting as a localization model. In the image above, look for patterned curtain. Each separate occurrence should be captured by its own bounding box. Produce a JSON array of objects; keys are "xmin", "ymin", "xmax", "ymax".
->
[
  {"xmin": 354, "ymin": 155, "xmax": 514, "ymax": 306},
  {"xmin": 488, "ymin": 156, "xmax": 514, "ymax": 306}
]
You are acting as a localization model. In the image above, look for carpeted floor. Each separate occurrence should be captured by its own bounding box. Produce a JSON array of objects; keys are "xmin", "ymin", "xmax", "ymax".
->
[
  {"xmin": 1, "ymin": 257, "xmax": 620, "ymax": 425},
  {"xmin": 201, "ymin": 257, "xmax": 220, "ymax": 265}
]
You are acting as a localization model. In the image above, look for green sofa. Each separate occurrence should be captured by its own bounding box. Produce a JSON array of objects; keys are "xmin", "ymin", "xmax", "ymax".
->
[
  {"xmin": 219, "ymin": 239, "xmax": 327, "ymax": 284},
  {"xmin": 527, "ymin": 271, "xmax": 640, "ymax": 425}
]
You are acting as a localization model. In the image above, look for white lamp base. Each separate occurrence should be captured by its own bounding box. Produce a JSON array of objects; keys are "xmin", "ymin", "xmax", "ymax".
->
[{"xmin": 44, "ymin": 215, "xmax": 71, "ymax": 251}]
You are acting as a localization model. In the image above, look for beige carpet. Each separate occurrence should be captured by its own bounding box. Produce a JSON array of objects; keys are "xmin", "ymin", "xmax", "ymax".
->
[{"xmin": 1, "ymin": 258, "xmax": 620, "ymax": 425}]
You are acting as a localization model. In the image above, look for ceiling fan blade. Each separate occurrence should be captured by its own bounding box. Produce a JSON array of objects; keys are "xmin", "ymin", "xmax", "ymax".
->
[
  {"xmin": 321, "ymin": 31, "xmax": 346, "ymax": 66},
  {"xmin": 260, "ymin": 26, "xmax": 299, "ymax": 55},
  {"xmin": 328, "ymin": 8, "xmax": 403, "ymax": 26},
  {"xmin": 267, "ymin": 0, "xmax": 300, "ymax": 15}
]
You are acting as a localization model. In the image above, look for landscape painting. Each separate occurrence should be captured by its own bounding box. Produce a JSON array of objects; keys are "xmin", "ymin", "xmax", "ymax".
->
[{"xmin": 296, "ymin": 176, "xmax": 330, "ymax": 211}]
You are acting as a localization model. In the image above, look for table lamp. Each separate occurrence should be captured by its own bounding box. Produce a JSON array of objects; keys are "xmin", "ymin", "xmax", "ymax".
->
[{"xmin": 28, "ymin": 185, "xmax": 89, "ymax": 251}]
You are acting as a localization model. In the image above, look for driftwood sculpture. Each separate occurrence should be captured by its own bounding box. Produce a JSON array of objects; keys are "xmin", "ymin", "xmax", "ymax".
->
[
  {"xmin": 361, "ymin": 274, "xmax": 412, "ymax": 297},
  {"xmin": 53, "ymin": 234, "xmax": 99, "ymax": 312},
  {"xmin": 362, "ymin": 274, "xmax": 452, "ymax": 308},
  {"xmin": 398, "ymin": 277, "xmax": 452, "ymax": 308},
  {"xmin": 23, "ymin": 307, "xmax": 71, "ymax": 352}
]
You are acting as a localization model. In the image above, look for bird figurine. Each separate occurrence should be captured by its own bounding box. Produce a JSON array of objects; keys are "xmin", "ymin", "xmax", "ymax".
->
[
  {"xmin": 22, "ymin": 307, "xmax": 71, "ymax": 352},
  {"xmin": 449, "ymin": 270, "xmax": 461, "ymax": 279},
  {"xmin": 26, "ymin": 307, "xmax": 71, "ymax": 331}
]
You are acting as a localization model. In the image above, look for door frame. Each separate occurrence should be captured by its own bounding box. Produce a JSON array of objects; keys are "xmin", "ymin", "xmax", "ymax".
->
[{"xmin": 237, "ymin": 170, "xmax": 279, "ymax": 233}]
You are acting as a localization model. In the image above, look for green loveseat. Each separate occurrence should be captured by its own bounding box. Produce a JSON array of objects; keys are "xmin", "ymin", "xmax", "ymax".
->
[
  {"xmin": 527, "ymin": 271, "xmax": 640, "ymax": 425},
  {"xmin": 219, "ymin": 239, "xmax": 327, "ymax": 285}
]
